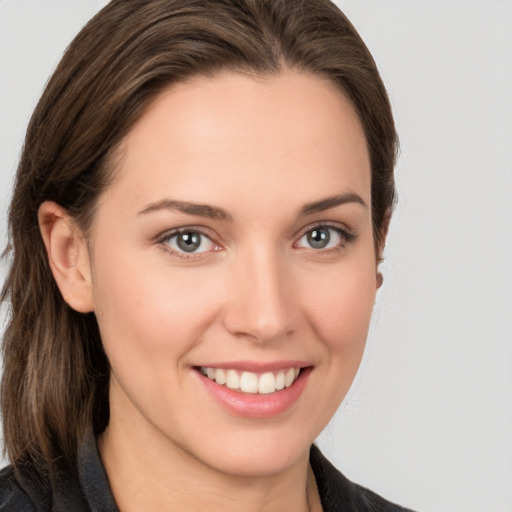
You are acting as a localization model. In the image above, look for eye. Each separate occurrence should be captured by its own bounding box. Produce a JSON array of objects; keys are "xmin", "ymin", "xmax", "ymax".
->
[
  {"xmin": 296, "ymin": 225, "xmax": 350, "ymax": 250},
  {"xmin": 162, "ymin": 230, "xmax": 218, "ymax": 254}
]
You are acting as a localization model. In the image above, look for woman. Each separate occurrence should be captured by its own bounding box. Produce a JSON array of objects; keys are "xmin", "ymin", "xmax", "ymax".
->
[{"xmin": 0, "ymin": 0, "xmax": 413, "ymax": 510}]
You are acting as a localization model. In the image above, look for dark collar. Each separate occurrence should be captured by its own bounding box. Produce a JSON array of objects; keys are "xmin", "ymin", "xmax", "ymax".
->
[
  {"xmin": 76, "ymin": 429, "xmax": 119, "ymax": 512},
  {"xmin": 23, "ymin": 433, "xmax": 409, "ymax": 512},
  {"xmin": 310, "ymin": 443, "xmax": 415, "ymax": 512}
]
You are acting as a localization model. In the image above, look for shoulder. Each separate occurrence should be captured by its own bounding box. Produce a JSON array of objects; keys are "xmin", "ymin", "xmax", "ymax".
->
[
  {"xmin": 0, "ymin": 458, "xmax": 90, "ymax": 512},
  {"xmin": 310, "ymin": 445, "xmax": 417, "ymax": 512},
  {"xmin": 0, "ymin": 465, "xmax": 38, "ymax": 511},
  {"xmin": 1, "ymin": 431, "xmax": 117, "ymax": 512}
]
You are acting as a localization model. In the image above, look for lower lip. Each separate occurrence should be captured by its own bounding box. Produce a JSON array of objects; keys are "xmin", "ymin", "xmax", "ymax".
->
[{"xmin": 196, "ymin": 367, "xmax": 312, "ymax": 418}]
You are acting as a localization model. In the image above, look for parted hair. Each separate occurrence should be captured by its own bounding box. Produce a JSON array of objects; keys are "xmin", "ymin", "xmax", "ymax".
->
[{"xmin": 1, "ymin": 0, "xmax": 398, "ymax": 470}]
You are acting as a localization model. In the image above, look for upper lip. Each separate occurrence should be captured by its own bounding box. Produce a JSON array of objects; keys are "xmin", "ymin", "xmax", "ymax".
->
[{"xmin": 194, "ymin": 360, "xmax": 312, "ymax": 373}]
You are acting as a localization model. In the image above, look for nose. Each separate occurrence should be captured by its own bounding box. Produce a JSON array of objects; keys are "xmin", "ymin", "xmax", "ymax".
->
[{"xmin": 222, "ymin": 247, "xmax": 297, "ymax": 344}]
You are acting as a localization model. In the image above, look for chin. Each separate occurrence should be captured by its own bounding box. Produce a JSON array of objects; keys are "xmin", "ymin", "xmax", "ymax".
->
[
  {"xmin": 176, "ymin": 422, "xmax": 319, "ymax": 478},
  {"xmin": 206, "ymin": 443, "xmax": 310, "ymax": 478}
]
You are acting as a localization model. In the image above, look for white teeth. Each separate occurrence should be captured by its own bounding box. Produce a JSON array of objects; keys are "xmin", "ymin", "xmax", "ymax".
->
[
  {"xmin": 240, "ymin": 371, "xmax": 258, "ymax": 393},
  {"xmin": 200, "ymin": 366, "xmax": 302, "ymax": 394},
  {"xmin": 285, "ymin": 368, "xmax": 295, "ymax": 387},
  {"xmin": 275, "ymin": 371, "xmax": 285, "ymax": 390},
  {"xmin": 215, "ymin": 368, "xmax": 226, "ymax": 385},
  {"xmin": 226, "ymin": 369, "xmax": 240, "ymax": 390},
  {"xmin": 258, "ymin": 372, "xmax": 275, "ymax": 394}
]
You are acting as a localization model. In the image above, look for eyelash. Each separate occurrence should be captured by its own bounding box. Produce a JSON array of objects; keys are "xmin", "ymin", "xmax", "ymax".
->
[
  {"xmin": 156, "ymin": 223, "xmax": 356, "ymax": 260},
  {"xmin": 293, "ymin": 223, "xmax": 357, "ymax": 253},
  {"xmin": 156, "ymin": 227, "xmax": 221, "ymax": 260}
]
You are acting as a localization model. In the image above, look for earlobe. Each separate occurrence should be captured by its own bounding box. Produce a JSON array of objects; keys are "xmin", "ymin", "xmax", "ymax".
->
[
  {"xmin": 376, "ymin": 271, "xmax": 384, "ymax": 289},
  {"xmin": 38, "ymin": 201, "xmax": 94, "ymax": 313}
]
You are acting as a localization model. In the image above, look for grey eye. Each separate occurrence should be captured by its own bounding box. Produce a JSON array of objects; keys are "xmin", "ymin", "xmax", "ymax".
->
[
  {"xmin": 164, "ymin": 230, "xmax": 216, "ymax": 254},
  {"xmin": 307, "ymin": 227, "xmax": 331, "ymax": 249},
  {"xmin": 176, "ymin": 231, "xmax": 202, "ymax": 252},
  {"xmin": 297, "ymin": 226, "xmax": 343, "ymax": 250}
]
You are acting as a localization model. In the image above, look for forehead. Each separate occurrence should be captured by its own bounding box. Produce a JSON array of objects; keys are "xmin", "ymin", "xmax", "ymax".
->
[{"xmin": 100, "ymin": 69, "xmax": 371, "ymax": 214}]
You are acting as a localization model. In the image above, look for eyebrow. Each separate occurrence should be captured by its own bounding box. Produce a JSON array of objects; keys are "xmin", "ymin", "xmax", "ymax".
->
[
  {"xmin": 138, "ymin": 199, "xmax": 232, "ymax": 220},
  {"xmin": 299, "ymin": 192, "xmax": 367, "ymax": 216},
  {"xmin": 137, "ymin": 192, "xmax": 366, "ymax": 221}
]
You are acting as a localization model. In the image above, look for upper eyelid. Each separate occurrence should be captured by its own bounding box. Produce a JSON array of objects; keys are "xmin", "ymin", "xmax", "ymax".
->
[
  {"xmin": 295, "ymin": 221, "xmax": 354, "ymax": 239},
  {"xmin": 156, "ymin": 225, "xmax": 218, "ymax": 243}
]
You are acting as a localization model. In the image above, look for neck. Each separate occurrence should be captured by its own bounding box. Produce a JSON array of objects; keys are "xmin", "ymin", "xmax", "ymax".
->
[{"xmin": 98, "ymin": 417, "xmax": 322, "ymax": 512}]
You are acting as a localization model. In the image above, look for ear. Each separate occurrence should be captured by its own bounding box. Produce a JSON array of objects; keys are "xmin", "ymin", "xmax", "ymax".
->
[
  {"xmin": 38, "ymin": 201, "xmax": 94, "ymax": 313},
  {"xmin": 376, "ymin": 208, "xmax": 392, "ymax": 290}
]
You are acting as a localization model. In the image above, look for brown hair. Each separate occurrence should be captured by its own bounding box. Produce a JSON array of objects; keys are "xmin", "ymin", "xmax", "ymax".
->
[{"xmin": 1, "ymin": 0, "xmax": 398, "ymax": 470}]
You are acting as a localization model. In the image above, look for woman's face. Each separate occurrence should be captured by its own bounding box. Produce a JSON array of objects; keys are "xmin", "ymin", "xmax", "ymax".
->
[{"xmin": 87, "ymin": 70, "xmax": 377, "ymax": 476}]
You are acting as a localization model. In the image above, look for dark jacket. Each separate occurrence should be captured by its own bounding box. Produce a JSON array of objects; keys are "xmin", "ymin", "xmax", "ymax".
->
[{"xmin": 0, "ymin": 432, "xmax": 414, "ymax": 511}]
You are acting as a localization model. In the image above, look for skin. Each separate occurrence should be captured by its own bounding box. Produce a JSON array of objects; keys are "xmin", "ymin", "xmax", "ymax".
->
[{"xmin": 40, "ymin": 69, "xmax": 381, "ymax": 512}]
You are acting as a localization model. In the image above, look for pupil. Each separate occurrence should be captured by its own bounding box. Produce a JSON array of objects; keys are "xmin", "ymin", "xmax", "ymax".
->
[
  {"xmin": 308, "ymin": 228, "xmax": 330, "ymax": 249},
  {"xmin": 177, "ymin": 232, "xmax": 201, "ymax": 252}
]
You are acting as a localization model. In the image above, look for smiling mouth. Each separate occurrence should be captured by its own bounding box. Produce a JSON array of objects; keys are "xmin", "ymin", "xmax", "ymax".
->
[{"xmin": 197, "ymin": 366, "xmax": 302, "ymax": 394}]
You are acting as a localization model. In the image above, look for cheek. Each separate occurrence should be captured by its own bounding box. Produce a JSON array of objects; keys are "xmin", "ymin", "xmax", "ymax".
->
[
  {"xmin": 90, "ymin": 247, "xmax": 224, "ymax": 366},
  {"xmin": 298, "ymin": 257, "xmax": 377, "ymax": 354}
]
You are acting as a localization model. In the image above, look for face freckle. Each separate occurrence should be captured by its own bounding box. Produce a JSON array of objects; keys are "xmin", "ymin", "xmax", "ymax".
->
[{"xmin": 89, "ymin": 69, "xmax": 378, "ymax": 478}]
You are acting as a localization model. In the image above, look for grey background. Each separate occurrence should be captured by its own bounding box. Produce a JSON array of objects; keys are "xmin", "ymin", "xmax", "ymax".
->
[{"xmin": 1, "ymin": 1, "xmax": 511, "ymax": 511}]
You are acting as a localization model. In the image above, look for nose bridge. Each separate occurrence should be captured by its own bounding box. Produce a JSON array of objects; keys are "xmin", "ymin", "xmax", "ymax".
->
[{"xmin": 223, "ymin": 243, "xmax": 295, "ymax": 343}]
